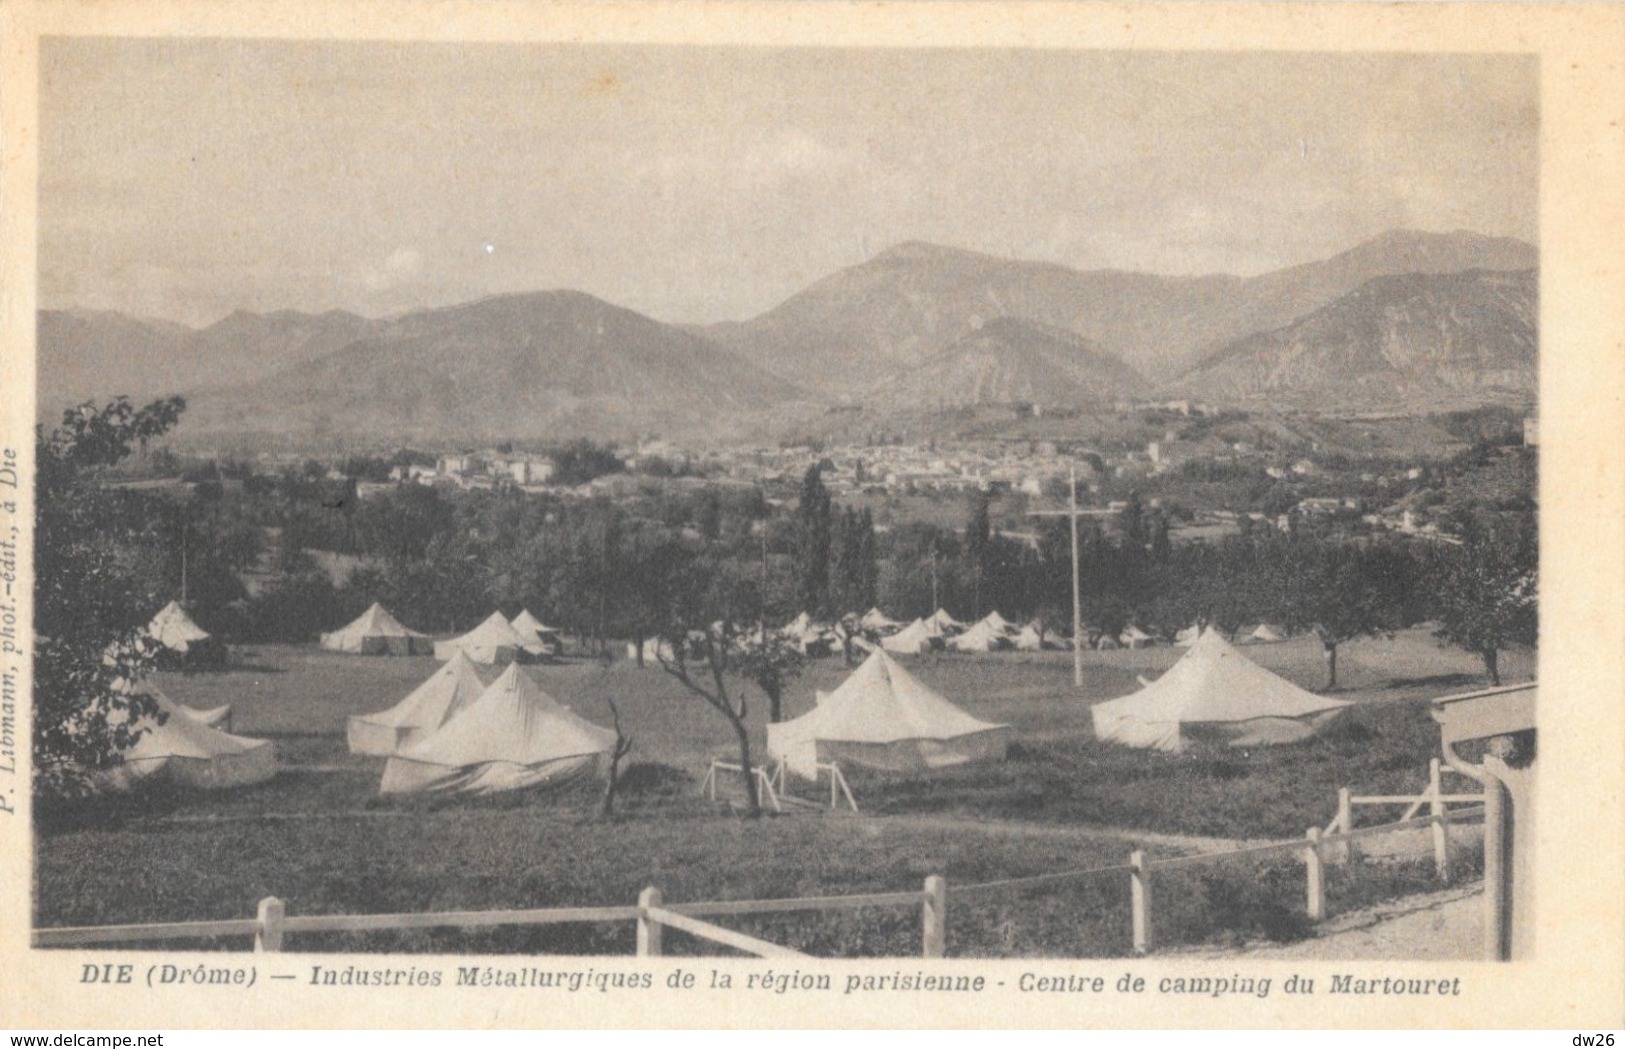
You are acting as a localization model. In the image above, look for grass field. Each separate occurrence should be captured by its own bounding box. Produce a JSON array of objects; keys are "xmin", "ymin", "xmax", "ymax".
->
[{"xmin": 34, "ymin": 627, "xmax": 1526, "ymax": 957}]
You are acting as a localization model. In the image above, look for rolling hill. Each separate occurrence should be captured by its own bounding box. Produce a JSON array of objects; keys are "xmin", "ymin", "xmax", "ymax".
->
[
  {"xmin": 704, "ymin": 230, "xmax": 1536, "ymax": 395},
  {"xmin": 38, "ymin": 307, "xmax": 375, "ymax": 416},
  {"xmin": 1162, "ymin": 269, "xmax": 1537, "ymax": 412},
  {"xmin": 38, "ymin": 228, "xmax": 1538, "ymax": 442},
  {"xmin": 180, "ymin": 291, "xmax": 806, "ymax": 442},
  {"xmin": 863, "ymin": 317, "xmax": 1148, "ymax": 413}
]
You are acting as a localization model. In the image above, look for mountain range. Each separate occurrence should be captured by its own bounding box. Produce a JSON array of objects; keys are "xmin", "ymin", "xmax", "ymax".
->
[{"xmin": 38, "ymin": 228, "xmax": 1537, "ymax": 441}]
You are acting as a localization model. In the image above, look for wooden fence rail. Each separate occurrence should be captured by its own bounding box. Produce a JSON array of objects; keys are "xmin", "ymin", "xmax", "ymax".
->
[{"xmin": 34, "ymin": 791, "xmax": 1488, "ymax": 958}]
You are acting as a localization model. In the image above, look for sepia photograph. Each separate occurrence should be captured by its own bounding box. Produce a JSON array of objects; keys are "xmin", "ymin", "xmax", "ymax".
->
[{"xmin": 3, "ymin": 0, "xmax": 1622, "ymax": 1032}]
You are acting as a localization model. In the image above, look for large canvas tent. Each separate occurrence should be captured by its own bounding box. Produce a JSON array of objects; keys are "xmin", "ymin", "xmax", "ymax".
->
[
  {"xmin": 347, "ymin": 651, "xmax": 489, "ymax": 755},
  {"xmin": 766, "ymin": 649, "xmax": 1011, "ymax": 778},
  {"xmin": 95, "ymin": 688, "xmax": 276, "ymax": 792},
  {"xmin": 926, "ymin": 608, "xmax": 966, "ymax": 636},
  {"xmin": 510, "ymin": 609, "xmax": 562, "ymax": 658},
  {"xmin": 433, "ymin": 612, "xmax": 528, "ymax": 665},
  {"xmin": 146, "ymin": 601, "xmax": 226, "ymax": 667},
  {"xmin": 321, "ymin": 603, "xmax": 433, "ymax": 655},
  {"xmin": 380, "ymin": 664, "xmax": 617, "ymax": 796},
  {"xmin": 1091, "ymin": 628, "xmax": 1353, "ymax": 753}
]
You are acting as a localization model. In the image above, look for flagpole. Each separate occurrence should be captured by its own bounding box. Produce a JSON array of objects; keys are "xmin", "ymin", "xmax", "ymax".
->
[
  {"xmin": 1029, "ymin": 463, "xmax": 1087, "ymax": 688},
  {"xmin": 1069, "ymin": 466, "xmax": 1082, "ymax": 688}
]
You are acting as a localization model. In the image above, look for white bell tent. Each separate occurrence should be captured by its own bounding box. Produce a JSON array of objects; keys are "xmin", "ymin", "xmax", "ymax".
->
[
  {"xmin": 321, "ymin": 603, "xmax": 433, "ymax": 655},
  {"xmin": 766, "ymin": 649, "xmax": 1010, "ymax": 779},
  {"xmin": 347, "ymin": 651, "xmax": 490, "ymax": 756},
  {"xmin": 95, "ymin": 689, "xmax": 275, "ymax": 792},
  {"xmin": 1091, "ymin": 628, "xmax": 1353, "ymax": 753},
  {"xmin": 433, "ymin": 612, "xmax": 528, "ymax": 665},
  {"xmin": 379, "ymin": 664, "xmax": 617, "ymax": 796}
]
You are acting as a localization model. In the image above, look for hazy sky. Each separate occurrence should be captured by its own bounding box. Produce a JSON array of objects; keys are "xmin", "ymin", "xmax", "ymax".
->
[{"xmin": 40, "ymin": 40, "xmax": 1538, "ymax": 327}]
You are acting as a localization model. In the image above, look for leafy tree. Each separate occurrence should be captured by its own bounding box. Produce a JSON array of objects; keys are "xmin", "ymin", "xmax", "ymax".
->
[
  {"xmin": 1431, "ymin": 516, "xmax": 1537, "ymax": 685},
  {"xmin": 965, "ymin": 492, "xmax": 992, "ymax": 616},
  {"xmin": 728, "ymin": 630, "xmax": 805, "ymax": 724},
  {"xmin": 1268, "ymin": 538, "xmax": 1422, "ymax": 690},
  {"xmin": 549, "ymin": 438, "xmax": 624, "ymax": 486},
  {"xmin": 793, "ymin": 464, "xmax": 833, "ymax": 616},
  {"xmin": 34, "ymin": 396, "xmax": 186, "ymax": 797}
]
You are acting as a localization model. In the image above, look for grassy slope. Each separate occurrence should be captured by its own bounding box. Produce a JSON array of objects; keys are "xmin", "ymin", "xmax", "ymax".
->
[{"xmin": 36, "ymin": 628, "xmax": 1526, "ymax": 956}]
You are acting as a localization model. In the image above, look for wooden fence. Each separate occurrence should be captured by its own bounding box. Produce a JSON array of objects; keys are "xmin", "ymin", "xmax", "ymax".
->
[
  {"xmin": 34, "ymin": 781, "xmax": 1485, "ymax": 958},
  {"xmin": 1326, "ymin": 758, "xmax": 1483, "ymax": 875},
  {"xmin": 703, "ymin": 758, "xmax": 860, "ymax": 813}
]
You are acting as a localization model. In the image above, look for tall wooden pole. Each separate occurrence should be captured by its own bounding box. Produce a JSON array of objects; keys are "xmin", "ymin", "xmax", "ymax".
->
[
  {"xmin": 1029, "ymin": 463, "xmax": 1087, "ymax": 688},
  {"xmin": 1069, "ymin": 466, "xmax": 1082, "ymax": 688}
]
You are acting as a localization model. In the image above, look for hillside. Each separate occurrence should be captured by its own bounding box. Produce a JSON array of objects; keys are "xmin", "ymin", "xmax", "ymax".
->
[
  {"xmin": 38, "ymin": 307, "xmax": 375, "ymax": 415},
  {"xmin": 180, "ymin": 291, "xmax": 805, "ymax": 442},
  {"xmin": 705, "ymin": 230, "xmax": 1536, "ymax": 395},
  {"xmin": 1163, "ymin": 269, "xmax": 1537, "ymax": 412},
  {"xmin": 863, "ymin": 317, "xmax": 1148, "ymax": 413}
]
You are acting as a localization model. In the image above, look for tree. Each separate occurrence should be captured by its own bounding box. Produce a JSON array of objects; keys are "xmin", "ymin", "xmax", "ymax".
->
[
  {"xmin": 1269, "ymin": 538, "xmax": 1421, "ymax": 690},
  {"xmin": 34, "ymin": 396, "xmax": 187, "ymax": 797},
  {"xmin": 656, "ymin": 625, "xmax": 763, "ymax": 816},
  {"xmin": 793, "ymin": 464, "xmax": 833, "ymax": 616},
  {"xmin": 597, "ymin": 693, "xmax": 635, "ymax": 820},
  {"xmin": 1431, "ymin": 516, "xmax": 1537, "ymax": 685},
  {"xmin": 964, "ymin": 492, "xmax": 992, "ymax": 616},
  {"xmin": 1118, "ymin": 491, "xmax": 1147, "ymax": 547},
  {"xmin": 729, "ymin": 630, "xmax": 805, "ymax": 724}
]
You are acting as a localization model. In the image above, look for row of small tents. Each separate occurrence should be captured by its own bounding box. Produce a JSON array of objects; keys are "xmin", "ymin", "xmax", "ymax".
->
[
  {"xmin": 793, "ymin": 606, "xmax": 1288, "ymax": 656},
  {"xmin": 322, "ymin": 604, "xmax": 563, "ymax": 663},
  {"xmin": 98, "ymin": 626, "xmax": 1346, "ymax": 798},
  {"xmin": 149, "ymin": 599, "xmax": 567, "ymax": 666}
]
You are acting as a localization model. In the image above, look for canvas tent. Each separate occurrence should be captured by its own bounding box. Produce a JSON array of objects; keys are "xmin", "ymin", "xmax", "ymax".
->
[
  {"xmin": 880, "ymin": 618, "xmax": 940, "ymax": 655},
  {"xmin": 977, "ymin": 611, "xmax": 1020, "ymax": 636},
  {"xmin": 433, "ymin": 612, "xmax": 528, "ymax": 665},
  {"xmin": 766, "ymin": 649, "xmax": 1011, "ymax": 779},
  {"xmin": 859, "ymin": 608, "xmax": 904, "ymax": 635},
  {"xmin": 926, "ymin": 608, "xmax": 966, "ymax": 636},
  {"xmin": 95, "ymin": 688, "xmax": 275, "ymax": 792},
  {"xmin": 1013, "ymin": 624, "xmax": 1064, "ymax": 652},
  {"xmin": 510, "ymin": 609, "xmax": 562, "ymax": 658},
  {"xmin": 380, "ymin": 663, "xmax": 617, "ymax": 795},
  {"xmin": 1247, "ymin": 623, "xmax": 1287, "ymax": 644},
  {"xmin": 348, "ymin": 651, "xmax": 489, "ymax": 755},
  {"xmin": 321, "ymin": 603, "xmax": 433, "ymax": 655},
  {"xmin": 1091, "ymin": 628, "xmax": 1353, "ymax": 753},
  {"xmin": 146, "ymin": 601, "xmax": 226, "ymax": 667},
  {"xmin": 1119, "ymin": 625, "xmax": 1155, "ymax": 649},
  {"xmin": 947, "ymin": 619, "xmax": 1012, "ymax": 653}
]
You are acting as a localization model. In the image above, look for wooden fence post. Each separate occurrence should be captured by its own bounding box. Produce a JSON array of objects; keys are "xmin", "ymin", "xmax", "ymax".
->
[
  {"xmin": 637, "ymin": 887, "xmax": 663, "ymax": 957},
  {"xmin": 1305, "ymin": 829, "xmax": 1326, "ymax": 922},
  {"xmin": 1429, "ymin": 758, "xmax": 1450, "ymax": 882},
  {"xmin": 255, "ymin": 897, "xmax": 284, "ymax": 953},
  {"xmin": 1129, "ymin": 850, "xmax": 1153, "ymax": 955},
  {"xmin": 1337, "ymin": 787, "xmax": 1360, "ymax": 865},
  {"xmin": 922, "ymin": 875, "xmax": 947, "ymax": 958}
]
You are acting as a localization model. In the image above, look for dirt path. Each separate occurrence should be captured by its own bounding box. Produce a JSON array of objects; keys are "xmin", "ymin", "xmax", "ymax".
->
[
  {"xmin": 1179, "ymin": 884, "xmax": 1485, "ymax": 961},
  {"xmin": 870, "ymin": 812, "xmax": 1276, "ymax": 855}
]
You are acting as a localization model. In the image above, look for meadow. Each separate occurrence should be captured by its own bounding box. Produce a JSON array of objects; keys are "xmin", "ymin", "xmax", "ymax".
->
[{"xmin": 34, "ymin": 628, "xmax": 1526, "ymax": 957}]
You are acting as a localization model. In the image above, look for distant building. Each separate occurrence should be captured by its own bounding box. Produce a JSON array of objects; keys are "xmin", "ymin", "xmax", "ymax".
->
[{"xmin": 510, "ymin": 459, "xmax": 555, "ymax": 485}]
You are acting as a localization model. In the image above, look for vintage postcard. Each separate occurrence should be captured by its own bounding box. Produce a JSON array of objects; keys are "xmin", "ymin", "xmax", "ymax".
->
[{"xmin": 2, "ymin": 0, "xmax": 1622, "ymax": 1031}]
